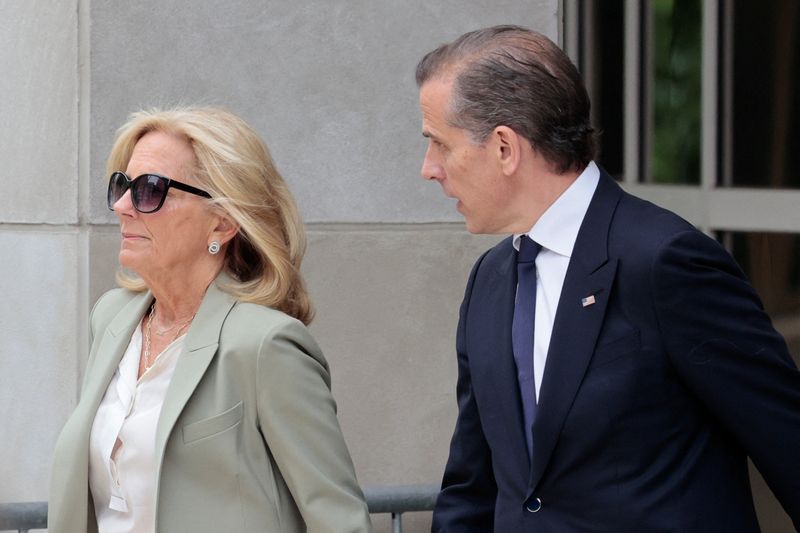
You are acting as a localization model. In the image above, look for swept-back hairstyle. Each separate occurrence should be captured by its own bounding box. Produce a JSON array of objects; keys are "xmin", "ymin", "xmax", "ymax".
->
[
  {"xmin": 416, "ymin": 25, "xmax": 595, "ymax": 174},
  {"xmin": 107, "ymin": 106, "xmax": 314, "ymax": 324}
]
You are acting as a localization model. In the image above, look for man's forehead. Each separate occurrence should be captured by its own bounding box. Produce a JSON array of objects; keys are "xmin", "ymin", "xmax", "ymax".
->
[
  {"xmin": 420, "ymin": 75, "xmax": 455, "ymax": 97},
  {"xmin": 419, "ymin": 78, "xmax": 454, "ymax": 120},
  {"xmin": 420, "ymin": 107, "xmax": 442, "ymax": 139}
]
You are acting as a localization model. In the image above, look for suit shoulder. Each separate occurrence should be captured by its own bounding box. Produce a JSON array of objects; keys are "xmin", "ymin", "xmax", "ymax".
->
[
  {"xmin": 91, "ymin": 287, "xmax": 139, "ymax": 328},
  {"xmin": 611, "ymin": 191, "xmax": 702, "ymax": 254},
  {"xmin": 480, "ymin": 235, "xmax": 515, "ymax": 267},
  {"xmin": 225, "ymin": 301, "xmax": 304, "ymax": 331},
  {"xmin": 221, "ymin": 302, "xmax": 321, "ymax": 356},
  {"xmin": 458, "ymin": 236, "xmax": 512, "ymax": 293},
  {"xmin": 618, "ymin": 190, "xmax": 694, "ymax": 232}
]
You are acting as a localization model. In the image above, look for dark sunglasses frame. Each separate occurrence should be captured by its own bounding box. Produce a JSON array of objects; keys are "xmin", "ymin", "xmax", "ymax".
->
[{"xmin": 107, "ymin": 171, "xmax": 212, "ymax": 213}]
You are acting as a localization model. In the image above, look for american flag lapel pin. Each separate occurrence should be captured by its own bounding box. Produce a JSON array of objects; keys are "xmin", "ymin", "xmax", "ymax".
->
[{"xmin": 581, "ymin": 294, "xmax": 596, "ymax": 307}]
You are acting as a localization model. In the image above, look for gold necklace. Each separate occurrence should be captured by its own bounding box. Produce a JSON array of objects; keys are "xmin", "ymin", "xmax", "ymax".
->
[{"xmin": 144, "ymin": 303, "xmax": 194, "ymax": 371}]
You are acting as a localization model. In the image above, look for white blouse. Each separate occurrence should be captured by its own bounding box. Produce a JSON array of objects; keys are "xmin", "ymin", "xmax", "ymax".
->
[{"xmin": 88, "ymin": 319, "xmax": 185, "ymax": 533}]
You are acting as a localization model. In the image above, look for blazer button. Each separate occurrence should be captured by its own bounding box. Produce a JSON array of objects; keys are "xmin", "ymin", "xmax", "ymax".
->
[{"xmin": 526, "ymin": 497, "xmax": 542, "ymax": 513}]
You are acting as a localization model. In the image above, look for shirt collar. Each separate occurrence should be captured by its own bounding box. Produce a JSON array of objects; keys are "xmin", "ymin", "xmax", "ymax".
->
[{"xmin": 513, "ymin": 161, "xmax": 600, "ymax": 258}]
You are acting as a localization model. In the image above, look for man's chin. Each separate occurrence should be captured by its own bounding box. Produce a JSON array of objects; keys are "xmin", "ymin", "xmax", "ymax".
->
[
  {"xmin": 464, "ymin": 217, "xmax": 513, "ymax": 235},
  {"xmin": 463, "ymin": 218, "xmax": 486, "ymax": 235},
  {"xmin": 460, "ymin": 205, "xmax": 504, "ymax": 234}
]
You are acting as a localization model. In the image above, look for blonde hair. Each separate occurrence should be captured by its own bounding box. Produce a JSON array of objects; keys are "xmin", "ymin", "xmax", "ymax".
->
[{"xmin": 107, "ymin": 106, "xmax": 314, "ymax": 324}]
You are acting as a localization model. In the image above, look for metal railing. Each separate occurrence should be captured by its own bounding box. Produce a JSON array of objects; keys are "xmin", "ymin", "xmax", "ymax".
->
[
  {"xmin": 0, "ymin": 502, "xmax": 46, "ymax": 533},
  {"xmin": 0, "ymin": 484, "xmax": 438, "ymax": 533},
  {"xmin": 364, "ymin": 484, "xmax": 438, "ymax": 533}
]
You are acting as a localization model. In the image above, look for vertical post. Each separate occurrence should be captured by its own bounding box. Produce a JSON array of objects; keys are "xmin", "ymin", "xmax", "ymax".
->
[
  {"xmin": 392, "ymin": 512, "xmax": 403, "ymax": 533},
  {"xmin": 561, "ymin": 0, "xmax": 580, "ymax": 62},
  {"xmin": 700, "ymin": 0, "xmax": 720, "ymax": 234},
  {"xmin": 701, "ymin": 0, "xmax": 719, "ymax": 192},
  {"xmin": 582, "ymin": 1, "xmax": 596, "ymax": 120},
  {"xmin": 720, "ymin": 0, "xmax": 734, "ymax": 188},
  {"xmin": 623, "ymin": 0, "xmax": 642, "ymax": 184}
]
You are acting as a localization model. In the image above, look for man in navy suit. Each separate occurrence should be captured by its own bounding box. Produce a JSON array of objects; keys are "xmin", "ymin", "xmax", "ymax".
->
[{"xmin": 417, "ymin": 25, "xmax": 800, "ymax": 532}]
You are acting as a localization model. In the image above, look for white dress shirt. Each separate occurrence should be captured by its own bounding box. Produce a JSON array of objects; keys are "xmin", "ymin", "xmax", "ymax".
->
[
  {"xmin": 88, "ymin": 320, "xmax": 185, "ymax": 533},
  {"xmin": 513, "ymin": 161, "xmax": 600, "ymax": 401}
]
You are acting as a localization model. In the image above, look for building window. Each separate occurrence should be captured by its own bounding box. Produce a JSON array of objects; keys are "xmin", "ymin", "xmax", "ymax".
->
[
  {"xmin": 566, "ymin": 0, "xmax": 800, "ymax": 189},
  {"xmin": 722, "ymin": 1, "xmax": 800, "ymax": 189}
]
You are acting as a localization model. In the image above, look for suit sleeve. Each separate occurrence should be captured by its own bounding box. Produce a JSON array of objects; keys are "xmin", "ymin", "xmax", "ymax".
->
[
  {"xmin": 432, "ymin": 252, "xmax": 498, "ymax": 532},
  {"xmin": 255, "ymin": 319, "xmax": 372, "ymax": 533},
  {"xmin": 651, "ymin": 230, "xmax": 800, "ymax": 527}
]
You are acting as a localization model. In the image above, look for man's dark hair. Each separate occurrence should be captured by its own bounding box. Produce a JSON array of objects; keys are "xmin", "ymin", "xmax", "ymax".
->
[{"xmin": 416, "ymin": 25, "xmax": 595, "ymax": 174}]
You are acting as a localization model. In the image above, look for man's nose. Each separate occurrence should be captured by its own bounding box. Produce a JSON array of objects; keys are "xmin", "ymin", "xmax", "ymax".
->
[{"xmin": 421, "ymin": 149, "xmax": 443, "ymax": 181}]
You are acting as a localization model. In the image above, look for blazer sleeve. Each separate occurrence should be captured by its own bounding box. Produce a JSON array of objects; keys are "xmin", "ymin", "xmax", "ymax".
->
[
  {"xmin": 432, "ymin": 251, "xmax": 498, "ymax": 532},
  {"xmin": 255, "ymin": 318, "xmax": 372, "ymax": 533},
  {"xmin": 651, "ymin": 230, "xmax": 800, "ymax": 527}
]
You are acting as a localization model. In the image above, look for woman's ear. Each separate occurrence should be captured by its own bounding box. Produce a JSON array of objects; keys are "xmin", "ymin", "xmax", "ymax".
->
[{"xmin": 210, "ymin": 213, "xmax": 240, "ymax": 246}]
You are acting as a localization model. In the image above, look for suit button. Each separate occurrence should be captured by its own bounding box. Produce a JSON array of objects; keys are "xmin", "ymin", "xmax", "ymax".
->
[{"xmin": 525, "ymin": 497, "xmax": 542, "ymax": 513}]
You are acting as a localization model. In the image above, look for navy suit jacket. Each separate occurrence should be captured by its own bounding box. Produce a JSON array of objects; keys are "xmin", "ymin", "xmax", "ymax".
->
[{"xmin": 432, "ymin": 171, "xmax": 800, "ymax": 532}]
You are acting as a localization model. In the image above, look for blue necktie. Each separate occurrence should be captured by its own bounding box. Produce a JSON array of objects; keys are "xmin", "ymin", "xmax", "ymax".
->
[{"xmin": 512, "ymin": 235, "xmax": 542, "ymax": 459}]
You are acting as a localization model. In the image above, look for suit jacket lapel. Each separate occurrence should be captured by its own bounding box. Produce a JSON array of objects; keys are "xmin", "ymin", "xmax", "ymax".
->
[
  {"xmin": 494, "ymin": 249, "xmax": 534, "ymax": 470},
  {"xmin": 528, "ymin": 173, "xmax": 622, "ymax": 493},
  {"xmin": 470, "ymin": 241, "xmax": 532, "ymax": 472},
  {"xmin": 154, "ymin": 276, "xmax": 236, "ymax": 468}
]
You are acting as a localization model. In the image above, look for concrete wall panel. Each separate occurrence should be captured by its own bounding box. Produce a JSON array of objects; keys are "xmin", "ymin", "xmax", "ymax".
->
[
  {"xmin": 304, "ymin": 226, "xmax": 498, "ymax": 531},
  {"xmin": 88, "ymin": 226, "xmax": 121, "ymax": 306},
  {"xmin": 0, "ymin": 0, "xmax": 78, "ymax": 223},
  {"xmin": 0, "ymin": 231, "xmax": 79, "ymax": 501},
  {"xmin": 303, "ymin": 228, "xmax": 498, "ymax": 482},
  {"xmin": 88, "ymin": 0, "xmax": 558, "ymax": 224}
]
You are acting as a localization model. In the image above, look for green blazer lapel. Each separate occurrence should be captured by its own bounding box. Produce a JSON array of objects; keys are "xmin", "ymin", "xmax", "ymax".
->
[
  {"xmin": 52, "ymin": 290, "xmax": 152, "ymax": 532},
  {"xmin": 154, "ymin": 277, "xmax": 237, "ymax": 467},
  {"xmin": 81, "ymin": 290, "xmax": 153, "ymax": 420}
]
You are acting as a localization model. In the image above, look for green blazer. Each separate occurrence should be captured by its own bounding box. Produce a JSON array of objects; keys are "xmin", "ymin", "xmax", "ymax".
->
[{"xmin": 49, "ymin": 275, "xmax": 372, "ymax": 532}]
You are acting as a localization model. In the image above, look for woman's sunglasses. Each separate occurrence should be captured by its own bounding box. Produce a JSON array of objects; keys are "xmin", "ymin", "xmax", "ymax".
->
[{"xmin": 107, "ymin": 171, "xmax": 212, "ymax": 214}]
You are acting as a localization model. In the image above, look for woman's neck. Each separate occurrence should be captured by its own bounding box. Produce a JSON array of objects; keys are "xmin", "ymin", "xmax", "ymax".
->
[{"xmin": 140, "ymin": 260, "xmax": 223, "ymax": 322}]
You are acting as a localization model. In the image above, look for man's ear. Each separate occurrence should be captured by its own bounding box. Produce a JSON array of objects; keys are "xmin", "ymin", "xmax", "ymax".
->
[{"xmin": 492, "ymin": 126, "xmax": 522, "ymax": 176}]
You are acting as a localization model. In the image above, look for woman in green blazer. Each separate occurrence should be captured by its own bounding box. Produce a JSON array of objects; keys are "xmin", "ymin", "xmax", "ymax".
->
[{"xmin": 49, "ymin": 107, "xmax": 372, "ymax": 532}]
